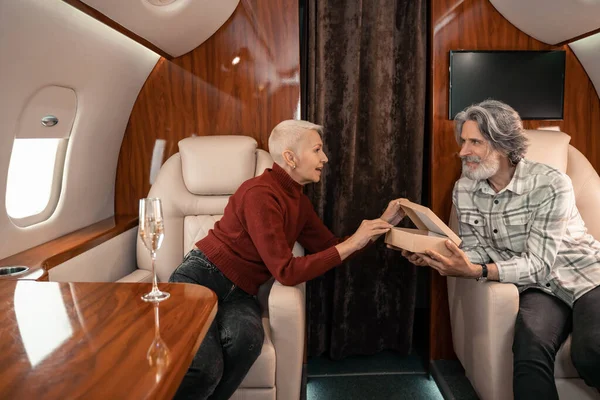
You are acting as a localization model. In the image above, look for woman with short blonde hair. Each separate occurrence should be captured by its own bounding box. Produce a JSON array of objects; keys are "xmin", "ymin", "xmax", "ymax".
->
[{"xmin": 169, "ymin": 120, "xmax": 406, "ymax": 399}]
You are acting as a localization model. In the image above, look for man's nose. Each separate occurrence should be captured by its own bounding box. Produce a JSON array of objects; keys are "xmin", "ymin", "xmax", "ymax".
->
[{"xmin": 459, "ymin": 143, "xmax": 470, "ymax": 157}]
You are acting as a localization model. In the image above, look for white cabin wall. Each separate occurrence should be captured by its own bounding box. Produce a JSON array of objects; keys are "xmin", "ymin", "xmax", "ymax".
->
[{"xmin": 0, "ymin": 0, "xmax": 159, "ymax": 258}]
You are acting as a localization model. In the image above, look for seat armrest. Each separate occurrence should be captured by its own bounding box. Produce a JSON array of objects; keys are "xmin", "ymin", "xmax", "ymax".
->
[
  {"xmin": 447, "ymin": 277, "xmax": 519, "ymax": 400},
  {"xmin": 49, "ymin": 227, "xmax": 138, "ymax": 282},
  {"xmin": 268, "ymin": 281, "xmax": 305, "ymax": 400},
  {"xmin": 0, "ymin": 216, "xmax": 137, "ymax": 272},
  {"xmin": 117, "ymin": 269, "xmax": 153, "ymax": 283}
]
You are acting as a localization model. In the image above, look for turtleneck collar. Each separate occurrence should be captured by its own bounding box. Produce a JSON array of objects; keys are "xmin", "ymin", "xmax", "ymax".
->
[{"xmin": 271, "ymin": 163, "xmax": 303, "ymax": 195}]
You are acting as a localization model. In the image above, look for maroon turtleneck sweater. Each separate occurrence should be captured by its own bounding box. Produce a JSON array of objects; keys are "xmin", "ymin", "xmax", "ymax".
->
[{"xmin": 196, "ymin": 163, "xmax": 344, "ymax": 295}]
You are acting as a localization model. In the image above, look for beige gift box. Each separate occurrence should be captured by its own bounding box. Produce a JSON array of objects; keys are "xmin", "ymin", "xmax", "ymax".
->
[{"xmin": 384, "ymin": 199, "xmax": 462, "ymax": 257}]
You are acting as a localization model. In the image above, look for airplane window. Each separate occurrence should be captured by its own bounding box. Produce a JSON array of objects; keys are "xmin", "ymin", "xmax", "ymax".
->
[{"xmin": 6, "ymin": 138, "xmax": 67, "ymax": 225}]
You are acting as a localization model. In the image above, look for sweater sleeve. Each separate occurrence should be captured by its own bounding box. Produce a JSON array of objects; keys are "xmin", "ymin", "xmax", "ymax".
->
[
  {"xmin": 240, "ymin": 187, "xmax": 343, "ymax": 286},
  {"xmin": 297, "ymin": 196, "xmax": 343, "ymax": 253},
  {"xmin": 298, "ymin": 195, "xmax": 378, "ymax": 260}
]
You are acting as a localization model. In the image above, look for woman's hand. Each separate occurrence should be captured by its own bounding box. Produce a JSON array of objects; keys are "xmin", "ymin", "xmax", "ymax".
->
[
  {"xmin": 380, "ymin": 198, "xmax": 406, "ymax": 226},
  {"xmin": 336, "ymin": 219, "xmax": 392, "ymax": 260},
  {"xmin": 350, "ymin": 219, "xmax": 393, "ymax": 249}
]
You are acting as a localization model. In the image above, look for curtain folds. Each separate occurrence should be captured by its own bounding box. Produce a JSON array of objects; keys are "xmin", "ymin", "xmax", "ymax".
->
[{"xmin": 304, "ymin": 0, "xmax": 427, "ymax": 359}]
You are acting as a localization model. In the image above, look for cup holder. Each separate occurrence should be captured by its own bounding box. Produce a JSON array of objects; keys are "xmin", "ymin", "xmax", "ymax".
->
[{"xmin": 0, "ymin": 266, "xmax": 30, "ymax": 276}]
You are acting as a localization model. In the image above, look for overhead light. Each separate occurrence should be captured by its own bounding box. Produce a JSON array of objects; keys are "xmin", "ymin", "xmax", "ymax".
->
[
  {"xmin": 232, "ymin": 56, "xmax": 240, "ymax": 65},
  {"xmin": 147, "ymin": 0, "xmax": 177, "ymax": 6}
]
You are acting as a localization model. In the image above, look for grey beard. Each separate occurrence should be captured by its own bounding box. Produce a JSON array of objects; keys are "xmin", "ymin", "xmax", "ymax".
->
[{"xmin": 461, "ymin": 155, "xmax": 500, "ymax": 181}]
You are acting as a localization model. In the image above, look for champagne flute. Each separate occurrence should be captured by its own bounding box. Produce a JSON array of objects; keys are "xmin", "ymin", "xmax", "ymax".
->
[{"xmin": 139, "ymin": 198, "xmax": 170, "ymax": 302}]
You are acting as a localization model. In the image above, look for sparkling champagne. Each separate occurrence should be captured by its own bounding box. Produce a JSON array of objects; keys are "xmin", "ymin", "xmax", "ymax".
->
[{"xmin": 140, "ymin": 219, "xmax": 164, "ymax": 252}]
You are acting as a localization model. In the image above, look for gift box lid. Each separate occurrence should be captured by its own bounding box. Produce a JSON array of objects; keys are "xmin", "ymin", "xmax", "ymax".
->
[{"xmin": 398, "ymin": 199, "xmax": 462, "ymax": 246}]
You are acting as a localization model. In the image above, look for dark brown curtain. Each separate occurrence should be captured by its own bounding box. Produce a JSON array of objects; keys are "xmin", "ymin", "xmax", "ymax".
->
[{"xmin": 304, "ymin": 0, "xmax": 427, "ymax": 359}]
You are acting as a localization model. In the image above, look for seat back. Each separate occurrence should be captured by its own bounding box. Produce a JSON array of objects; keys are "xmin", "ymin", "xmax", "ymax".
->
[
  {"xmin": 136, "ymin": 136, "xmax": 274, "ymax": 282},
  {"xmin": 566, "ymin": 145, "xmax": 600, "ymax": 240},
  {"xmin": 523, "ymin": 129, "xmax": 600, "ymax": 239}
]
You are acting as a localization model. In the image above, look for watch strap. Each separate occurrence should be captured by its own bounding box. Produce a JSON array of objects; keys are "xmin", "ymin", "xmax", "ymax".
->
[{"xmin": 476, "ymin": 263, "xmax": 488, "ymax": 281}]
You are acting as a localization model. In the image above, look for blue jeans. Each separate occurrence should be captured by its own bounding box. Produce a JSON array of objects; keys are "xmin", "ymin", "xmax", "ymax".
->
[
  {"xmin": 512, "ymin": 286, "xmax": 600, "ymax": 399},
  {"xmin": 169, "ymin": 249, "xmax": 264, "ymax": 400}
]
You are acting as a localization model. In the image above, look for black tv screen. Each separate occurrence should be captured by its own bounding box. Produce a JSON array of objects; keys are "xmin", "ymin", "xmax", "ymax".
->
[{"xmin": 449, "ymin": 50, "xmax": 566, "ymax": 120}]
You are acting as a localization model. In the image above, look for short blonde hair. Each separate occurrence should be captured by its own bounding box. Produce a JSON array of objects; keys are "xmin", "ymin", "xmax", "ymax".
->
[{"xmin": 268, "ymin": 120, "xmax": 324, "ymax": 164}]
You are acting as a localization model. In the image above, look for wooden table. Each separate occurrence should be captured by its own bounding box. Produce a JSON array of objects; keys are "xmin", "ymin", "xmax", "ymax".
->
[{"xmin": 0, "ymin": 280, "xmax": 217, "ymax": 399}]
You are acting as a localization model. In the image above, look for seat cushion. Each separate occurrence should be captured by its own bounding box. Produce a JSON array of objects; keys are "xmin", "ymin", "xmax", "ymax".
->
[
  {"xmin": 230, "ymin": 388, "xmax": 275, "ymax": 400},
  {"xmin": 239, "ymin": 317, "xmax": 276, "ymax": 388},
  {"xmin": 555, "ymin": 335, "xmax": 579, "ymax": 378},
  {"xmin": 184, "ymin": 215, "xmax": 224, "ymax": 256},
  {"xmin": 556, "ymin": 377, "xmax": 600, "ymax": 399}
]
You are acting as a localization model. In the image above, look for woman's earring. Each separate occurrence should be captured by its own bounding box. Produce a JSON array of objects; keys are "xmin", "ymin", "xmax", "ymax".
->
[{"xmin": 292, "ymin": 163, "xmax": 296, "ymax": 169}]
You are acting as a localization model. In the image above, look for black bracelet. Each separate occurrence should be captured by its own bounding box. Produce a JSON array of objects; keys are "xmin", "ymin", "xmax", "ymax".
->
[{"xmin": 476, "ymin": 263, "xmax": 488, "ymax": 281}]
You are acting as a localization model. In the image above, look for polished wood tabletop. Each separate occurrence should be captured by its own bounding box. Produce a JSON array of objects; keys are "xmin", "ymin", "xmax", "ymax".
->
[{"xmin": 0, "ymin": 280, "xmax": 217, "ymax": 399}]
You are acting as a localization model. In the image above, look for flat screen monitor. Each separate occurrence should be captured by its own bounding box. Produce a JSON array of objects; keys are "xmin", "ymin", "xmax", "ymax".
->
[{"xmin": 449, "ymin": 50, "xmax": 566, "ymax": 120}]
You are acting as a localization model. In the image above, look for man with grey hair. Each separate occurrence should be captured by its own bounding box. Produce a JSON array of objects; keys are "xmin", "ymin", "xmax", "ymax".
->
[{"xmin": 401, "ymin": 100, "xmax": 600, "ymax": 399}]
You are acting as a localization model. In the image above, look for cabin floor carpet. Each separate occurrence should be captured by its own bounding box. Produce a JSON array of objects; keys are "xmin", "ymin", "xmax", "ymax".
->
[{"xmin": 306, "ymin": 351, "xmax": 479, "ymax": 400}]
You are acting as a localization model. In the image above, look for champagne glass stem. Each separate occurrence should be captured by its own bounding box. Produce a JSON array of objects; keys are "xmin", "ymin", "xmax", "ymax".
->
[{"xmin": 151, "ymin": 250, "xmax": 159, "ymax": 294}]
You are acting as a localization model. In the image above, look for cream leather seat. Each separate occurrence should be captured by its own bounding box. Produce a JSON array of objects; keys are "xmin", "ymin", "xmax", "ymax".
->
[
  {"xmin": 447, "ymin": 129, "xmax": 600, "ymax": 400},
  {"xmin": 119, "ymin": 135, "xmax": 305, "ymax": 400}
]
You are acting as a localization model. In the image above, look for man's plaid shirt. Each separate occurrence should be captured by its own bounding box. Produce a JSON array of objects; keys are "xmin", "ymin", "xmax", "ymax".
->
[{"xmin": 453, "ymin": 158, "xmax": 600, "ymax": 306}]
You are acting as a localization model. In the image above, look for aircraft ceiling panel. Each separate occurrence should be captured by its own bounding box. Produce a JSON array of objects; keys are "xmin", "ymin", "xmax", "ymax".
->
[
  {"xmin": 489, "ymin": 0, "xmax": 600, "ymax": 45},
  {"xmin": 570, "ymin": 33, "xmax": 600, "ymax": 100},
  {"xmin": 82, "ymin": 0, "xmax": 240, "ymax": 57}
]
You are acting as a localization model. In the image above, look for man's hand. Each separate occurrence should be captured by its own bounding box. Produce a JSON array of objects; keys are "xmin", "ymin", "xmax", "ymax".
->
[
  {"xmin": 420, "ymin": 240, "xmax": 479, "ymax": 277},
  {"xmin": 380, "ymin": 198, "xmax": 406, "ymax": 226},
  {"xmin": 402, "ymin": 249, "xmax": 429, "ymax": 266},
  {"xmin": 387, "ymin": 245, "xmax": 429, "ymax": 266}
]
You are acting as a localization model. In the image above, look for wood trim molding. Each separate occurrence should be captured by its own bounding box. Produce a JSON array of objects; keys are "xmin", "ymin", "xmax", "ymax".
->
[
  {"xmin": 61, "ymin": 0, "xmax": 173, "ymax": 59},
  {"xmin": 0, "ymin": 215, "xmax": 138, "ymax": 272},
  {"xmin": 555, "ymin": 26, "xmax": 600, "ymax": 47}
]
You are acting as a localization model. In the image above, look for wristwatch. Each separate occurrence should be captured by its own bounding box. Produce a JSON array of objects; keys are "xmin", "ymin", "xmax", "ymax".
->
[{"xmin": 476, "ymin": 263, "xmax": 488, "ymax": 282}]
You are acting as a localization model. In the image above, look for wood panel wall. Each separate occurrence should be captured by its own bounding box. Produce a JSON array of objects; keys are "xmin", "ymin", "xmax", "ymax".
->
[
  {"xmin": 115, "ymin": 0, "xmax": 300, "ymax": 216},
  {"xmin": 429, "ymin": 0, "xmax": 600, "ymax": 359}
]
